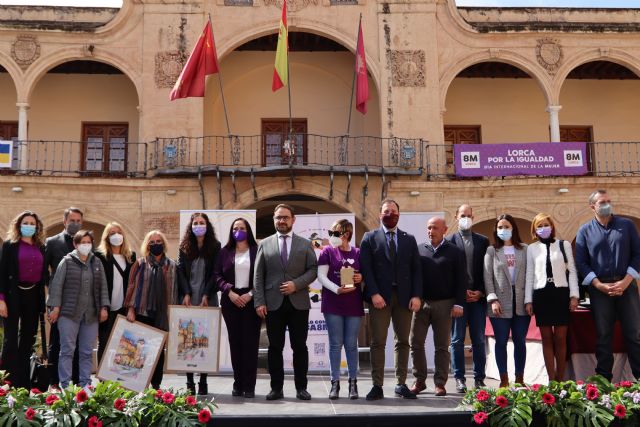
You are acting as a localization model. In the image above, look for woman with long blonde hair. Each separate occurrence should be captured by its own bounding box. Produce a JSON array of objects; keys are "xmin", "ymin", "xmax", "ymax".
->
[
  {"xmin": 0, "ymin": 210, "xmax": 48, "ymax": 388},
  {"xmin": 95, "ymin": 222, "xmax": 137, "ymax": 364}
]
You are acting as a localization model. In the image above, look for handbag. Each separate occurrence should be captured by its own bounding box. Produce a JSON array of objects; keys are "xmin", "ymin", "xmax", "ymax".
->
[{"xmin": 29, "ymin": 313, "xmax": 50, "ymax": 391}]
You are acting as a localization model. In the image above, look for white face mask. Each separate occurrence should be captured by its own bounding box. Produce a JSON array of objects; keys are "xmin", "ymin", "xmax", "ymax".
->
[
  {"xmin": 77, "ymin": 243, "xmax": 92, "ymax": 256},
  {"xmin": 458, "ymin": 217, "xmax": 473, "ymax": 231},
  {"xmin": 109, "ymin": 233, "xmax": 124, "ymax": 247},
  {"xmin": 329, "ymin": 236, "xmax": 342, "ymax": 248}
]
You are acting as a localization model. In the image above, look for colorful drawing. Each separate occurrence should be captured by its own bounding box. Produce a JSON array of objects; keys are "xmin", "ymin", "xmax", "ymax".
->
[
  {"xmin": 111, "ymin": 329, "xmax": 148, "ymax": 378},
  {"xmin": 177, "ymin": 318, "xmax": 210, "ymax": 361}
]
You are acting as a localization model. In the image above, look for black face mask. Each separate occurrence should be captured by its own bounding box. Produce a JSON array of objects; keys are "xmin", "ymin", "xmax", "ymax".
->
[{"xmin": 149, "ymin": 243, "xmax": 164, "ymax": 256}]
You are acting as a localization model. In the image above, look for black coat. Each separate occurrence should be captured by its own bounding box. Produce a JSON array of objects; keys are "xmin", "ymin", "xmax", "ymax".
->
[
  {"xmin": 45, "ymin": 231, "xmax": 75, "ymax": 280},
  {"xmin": 177, "ymin": 241, "xmax": 221, "ymax": 305},
  {"xmin": 94, "ymin": 251, "xmax": 136, "ymax": 310},
  {"xmin": 447, "ymin": 231, "xmax": 490, "ymax": 296},
  {"xmin": 0, "ymin": 240, "xmax": 48, "ymax": 311}
]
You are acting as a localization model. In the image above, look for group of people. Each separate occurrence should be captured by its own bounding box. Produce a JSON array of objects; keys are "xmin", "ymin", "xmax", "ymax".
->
[{"xmin": 0, "ymin": 188, "xmax": 638, "ymax": 402}]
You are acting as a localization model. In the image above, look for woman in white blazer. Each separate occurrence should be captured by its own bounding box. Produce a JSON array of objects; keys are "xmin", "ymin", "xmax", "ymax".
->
[
  {"xmin": 484, "ymin": 214, "xmax": 529, "ymax": 388},
  {"xmin": 525, "ymin": 213, "xmax": 579, "ymax": 382}
]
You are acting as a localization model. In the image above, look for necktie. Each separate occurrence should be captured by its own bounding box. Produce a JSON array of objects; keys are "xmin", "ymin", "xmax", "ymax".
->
[
  {"xmin": 388, "ymin": 231, "xmax": 397, "ymax": 261},
  {"xmin": 280, "ymin": 235, "xmax": 289, "ymax": 266}
]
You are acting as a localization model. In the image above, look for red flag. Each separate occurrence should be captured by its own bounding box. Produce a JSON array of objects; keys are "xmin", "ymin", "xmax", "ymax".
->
[
  {"xmin": 170, "ymin": 20, "xmax": 219, "ymax": 101},
  {"xmin": 355, "ymin": 20, "xmax": 368, "ymax": 114}
]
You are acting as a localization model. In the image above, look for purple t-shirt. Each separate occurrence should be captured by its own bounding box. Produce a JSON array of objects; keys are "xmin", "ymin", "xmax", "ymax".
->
[
  {"xmin": 18, "ymin": 240, "xmax": 44, "ymax": 284},
  {"xmin": 318, "ymin": 246, "xmax": 364, "ymax": 317}
]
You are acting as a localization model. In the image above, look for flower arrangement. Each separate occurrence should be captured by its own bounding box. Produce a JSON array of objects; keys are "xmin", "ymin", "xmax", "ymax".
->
[
  {"xmin": 462, "ymin": 375, "xmax": 640, "ymax": 427},
  {"xmin": 0, "ymin": 371, "xmax": 216, "ymax": 426}
]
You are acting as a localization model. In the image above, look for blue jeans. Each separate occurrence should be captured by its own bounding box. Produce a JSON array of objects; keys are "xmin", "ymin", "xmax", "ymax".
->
[
  {"xmin": 58, "ymin": 315, "xmax": 98, "ymax": 388},
  {"xmin": 450, "ymin": 300, "xmax": 487, "ymax": 380},
  {"xmin": 324, "ymin": 313, "xmax": 362, "ymax": 381},
  {"xmin": 490, "ymin": 315, "xmax": 530, "ymax": 376}
]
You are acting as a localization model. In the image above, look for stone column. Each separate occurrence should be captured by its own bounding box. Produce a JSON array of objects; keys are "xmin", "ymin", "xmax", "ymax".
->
[
  {"xmin": 16, "ymin": 102, "xmax": 30, "ymax": 170},
  {"xmin": 547, "ymin": 105, "xmax": 562, "ymax": 143}
]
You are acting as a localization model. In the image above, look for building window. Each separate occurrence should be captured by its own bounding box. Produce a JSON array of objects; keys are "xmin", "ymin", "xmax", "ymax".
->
[
  {"xmin": 444, "ymin": 125, "xmax": 481, "ymax": 176},
  {"xmin": 559, "ymin": 126, "xmax": 593, "ymax": 143},
  {"xmin": 261, "ymin": 119, "xmax": 307, "ymax": 166},
  {"xmin": 82, "ymin": 123, "xmax": 128, "ymax": 174},
  {"xmin": 0, "ymin": 121, "xmax": 19, "ymax": 172}
]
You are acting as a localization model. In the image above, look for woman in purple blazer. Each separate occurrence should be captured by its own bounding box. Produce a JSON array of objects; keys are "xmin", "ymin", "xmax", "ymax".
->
[{"xmin": 215, "ymin": 218, "xmax": 260, "ymax": 398}]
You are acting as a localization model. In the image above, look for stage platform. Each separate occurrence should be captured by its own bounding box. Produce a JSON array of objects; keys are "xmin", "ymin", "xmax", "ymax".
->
[{"xmin": 155, "ymin": 372, "xmax": 496, "ymax": 427}]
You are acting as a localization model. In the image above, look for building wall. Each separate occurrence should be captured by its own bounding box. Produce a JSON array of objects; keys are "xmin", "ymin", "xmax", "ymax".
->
[{"xmin": 0, "ymin": 74, "xmax": 17, "ymax": 121}]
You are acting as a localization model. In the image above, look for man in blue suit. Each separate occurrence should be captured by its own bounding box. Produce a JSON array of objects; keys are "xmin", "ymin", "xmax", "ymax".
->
[{"xmin": 360, "ymin": 199, "xmax": 422, "ymax": 400}]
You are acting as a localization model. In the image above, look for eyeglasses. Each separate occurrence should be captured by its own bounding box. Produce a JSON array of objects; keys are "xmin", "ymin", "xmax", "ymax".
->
[
  {"xmin": 328, "ymin": 230, "xmax": 343, "ymax": 237},
  {"xmin": 274, "ymin": 216, "xmax": 292, "ymax": 222}
]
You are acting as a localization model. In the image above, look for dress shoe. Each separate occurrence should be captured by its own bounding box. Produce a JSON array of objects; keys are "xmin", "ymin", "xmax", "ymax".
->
[
  {"xmin": 455, "ymin": 378, "xmax": 467, "ymax": 393},
  {"xmin": 296, "ymin": 389, "xmax": 312, "ymax": 400},
  {"xmin": 266, "ymin": 389, "xmax": 284, "ymax": 400},
  {"xmin": 243, "ymin": 391, "xmax": 255, "ymax": 398},
  {"xmin": 394, "ymin": 384, "xmax": 417, "ymax": 399},
  {"xmin": 231, "ymin": 388, "xmax": 242, "ymax": 397},
  {"xmin": 365, "ymin": 385, "xmax": 384, "ymax": 401},
  {"xmin": 348, "ymin": 378, "xmax": 359, "ymax": 399},
  {"xmin": 409, "ymin": 380, "xmax": 426, "ymax": 395},
  {"xmin": 329, "ymin": 380, "xmax": 340, "ymax": 400},
  {"xmin": 474, "ymin": 379, "xmax": 486, "ymax": 389},
  {"xmin": 434, "ymin": 385, "xmax": 447, "ymax": 396}
]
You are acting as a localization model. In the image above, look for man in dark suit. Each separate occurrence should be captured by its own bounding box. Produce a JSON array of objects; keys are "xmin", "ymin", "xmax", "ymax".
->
[
  {"xmin": 447, "ymin": 204, "xmax": 490, "ymax": 392},
  {"xmin": 254, "ymin": 204, "xmax": 318, "ymax": 401},
  {"xmin": 360, "ymin": 199, "xmax": 422, "ymax": 400},
  {"xmin": 45, "ymin": 206, "xmax": 84, "ymax": 389}
]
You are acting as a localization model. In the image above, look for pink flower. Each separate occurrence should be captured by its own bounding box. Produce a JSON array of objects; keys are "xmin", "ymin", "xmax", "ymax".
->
[
  {"xmin": 25, "ymin": 408, "xmax": 35, "ymax": 420},
  {"xmin": 618, "ymin": 381, "xmax": 633, "ymax": 388},
  {"xmin": 198, "ymin": 408, "xmax": 211, "ymax": 423},
  {"xmin": 162, "ymin": 391, "xmax": 175, "ymax": 404},
  {"xmin": 576, "ymin": 380, "xmax": 584, "ymax": 385},
  {"xmin": 114, "ymin": 398, "xmax": 126, "ymax": 411},
  {"xmin": 88, "ymin": 416, "xmax": 103, "ymax": 427},
  {"xmin": 531, "ymin": 384, "xmax": 541, "ymax": 391},
  {"xmin": 476, "ymin": 390, "xmax": 490, "ymax": 402},
  {"xmin": 586, "ymin": 386, "xmax": 599, "ymax": 401},
  {"xmin": 0, "ymin": 389, "xmax": 6, "ymax": 397},
  {"xmin": 30, "ymin": 388, "xmax": 42, "ymax": 395},
  {"xmin": 542, "ymin": 393, "xmax": 556, "ymax": 405},
  {"xmin": 45, "ymin": 394, "xmax": 59, "ymax": 405},
  {"xmin": 473, "ymin": 412, "xmax": 489, "ymax": 424},
  {"xmin": 75, "ymin": 389, "xmax": 88, "ymax": 403},
  {"xmin": 186, "ymin": 395, "xmax": 198, "ymax": 406},
  {"xmin": 155, "ymin": 389, "xmax": 164, "ymax": 399},
  {"xmin": 495, "ymin": 395, "xmax": 509, "ymax": 408},
  {"xmin": 614, "ymin": 404, "xmax": 626, "ymax": 419}
]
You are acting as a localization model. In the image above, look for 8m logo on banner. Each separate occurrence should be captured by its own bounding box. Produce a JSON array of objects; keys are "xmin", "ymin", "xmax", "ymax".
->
[
  {"xmin": 460, "ymin": 151, "xmax": 480, "ymax": 169},
  {"xmin": 564, "ymin": 150, "xmax": 583, "ymax": 167}
]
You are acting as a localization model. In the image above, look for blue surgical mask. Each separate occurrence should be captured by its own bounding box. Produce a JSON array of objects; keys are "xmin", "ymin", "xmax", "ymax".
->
[
  {"xmin": 596, "ymin": 203, "xmax": 612, "ymax": 217},
  {"xmin": 20, "ymin": 224, "xmax": 36, "ymax": 237},
  {"xmin": 497, "ymin": 229, "xmax": 512, "ymax": 242}
]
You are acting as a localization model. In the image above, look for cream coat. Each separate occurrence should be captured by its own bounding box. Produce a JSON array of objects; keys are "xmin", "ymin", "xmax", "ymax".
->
[{"xmin": 524, "ymin": 240, "xmax": 580, "ymax": 305}]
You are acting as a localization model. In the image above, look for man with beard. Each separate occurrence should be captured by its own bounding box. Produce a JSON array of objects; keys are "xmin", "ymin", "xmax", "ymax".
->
[
  {"xmin": 254, "ymin": 204, "xmax": 318, "ymax": 401},
  {"xmin": 360, "ymin": 199, "xmax": 423, "ymax": 400},
  {"xmin": 45, "ymin": 207, "xmax": 84, "ymax": 390},
  {"xmin": 575, "ymin": 189, "xmax": 640, "ymax": 382}
]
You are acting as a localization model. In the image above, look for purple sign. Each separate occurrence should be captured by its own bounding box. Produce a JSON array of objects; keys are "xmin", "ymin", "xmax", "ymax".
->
[{"xmin": 454, "ymin": 142, "xmax": 588, "ymax": 177}]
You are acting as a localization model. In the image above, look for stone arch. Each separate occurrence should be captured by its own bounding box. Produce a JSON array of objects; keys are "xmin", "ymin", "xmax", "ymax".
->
[
  {"xmin": 440, "ymin": 51, "xmax": 554, "ymax": 110},
  {"xmin": 0, "ymin": 51, "xmax": 23, "ymax": 97},
  {"xmin": 216, "ymin": 21, "xmax": 381, "ymax": 96},
  {"xmin": 20, "ymin": 49, "xmax": 141, "ymax": 104},
  {"xmin": 553, "ymin": 49, "xmax": 640, "ymax": 100},
  {"xmin": 229, "ymin": 178, "xmax": 380, "ymax": 232}
]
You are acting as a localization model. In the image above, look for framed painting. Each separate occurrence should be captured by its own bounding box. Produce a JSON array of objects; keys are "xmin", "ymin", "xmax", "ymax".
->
[
  {"xmin": 165, "ymin": 306, "xmax": 222, "ymax": 374},
  {"xmin": 96, "ymin": 315, "xmax": 167, "ymax": 393}
]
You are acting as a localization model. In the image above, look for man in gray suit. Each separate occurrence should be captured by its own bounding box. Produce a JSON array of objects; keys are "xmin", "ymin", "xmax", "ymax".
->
[{"xmin": 254, "ymin": 204, "xmax": 318, "ymax": 401}]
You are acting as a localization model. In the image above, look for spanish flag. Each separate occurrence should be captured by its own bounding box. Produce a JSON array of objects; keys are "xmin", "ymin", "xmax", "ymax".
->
[
  {"xmin": 0, "ymin": 141, "xmax": 12, "ymax": 167},
  {"xmin": 272, "ymin": 0, "xmax": 288, "ymax": 92},
  {"xmin": 170, "ymin": 20, "xmax": 220, "ymax": 101}
]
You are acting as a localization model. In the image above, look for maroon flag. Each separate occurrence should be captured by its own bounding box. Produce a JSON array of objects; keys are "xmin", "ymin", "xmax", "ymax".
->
[
  {"xmin": 170, "ymin": 20, "xmax": 219, "ymax": 101},
  {"xmin": 355, "ymin": 20, "xmax": 368, "ymax": 114}
]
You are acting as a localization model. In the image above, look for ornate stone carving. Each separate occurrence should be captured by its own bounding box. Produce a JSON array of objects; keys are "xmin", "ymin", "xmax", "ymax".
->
[
  {"xmin": 536, "ymin": 38, "xmax": 563, "ymax": 74},
  {"xmin": 390, "ymin": 50, "xmax": 425, "ymax": 87},
  {"xmin": 11, "ymin": 35, "xmax": 41, "ymax": 70},
  {"xmin": 264, "ymin": 0, "xmax": 318, "ymax": 12},
  {"xmin": 155, "ymin": 51, "xmax": 185, "ymax": 89}
]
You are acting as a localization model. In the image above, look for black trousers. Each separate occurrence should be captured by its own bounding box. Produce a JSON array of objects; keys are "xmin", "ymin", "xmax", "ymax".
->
[
  {"xmin": 590, "ymin": 281, "xmax": 640, "ymax": 380},
  {"xmin": 136, "ymin": 315, "xmax": 165, "ymax": 389},
  {"xmin": 1, "ymin": 287, "xmax": 40, "ymax": 389},
  {"xmin": 265, "ymin": 296, "xmax": 309, "ymax": 391},
  {"xmin": 48, "ymin": 321, "xmax": 79, "ymax": 386},
  {"xmin": 221, "ymin": 288, "xmax": 262, "ymax": 393}
]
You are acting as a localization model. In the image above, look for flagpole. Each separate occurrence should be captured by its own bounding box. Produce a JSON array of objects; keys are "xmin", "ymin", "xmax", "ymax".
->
[
  {"xmin": 209, "ymin": 14, "xmax": 232, "ymax": 137},
  {"xmin": 345, "ymin": 14, "xmax": 362, "ymax": 137},
  {"xmin": 286, "ymin": 22, "xmax": 293, "ymax": 136}
]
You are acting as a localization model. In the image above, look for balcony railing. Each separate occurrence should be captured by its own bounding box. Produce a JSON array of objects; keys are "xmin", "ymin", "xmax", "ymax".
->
[{"xmin": 3, "ymin": 139, "xmax": 640, "ymax": 179}]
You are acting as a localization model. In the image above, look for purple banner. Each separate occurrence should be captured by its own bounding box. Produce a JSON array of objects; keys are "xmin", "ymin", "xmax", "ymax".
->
[{"xmin": 454, "ymin": 142, "xmax": 588, "ymax": 177}]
